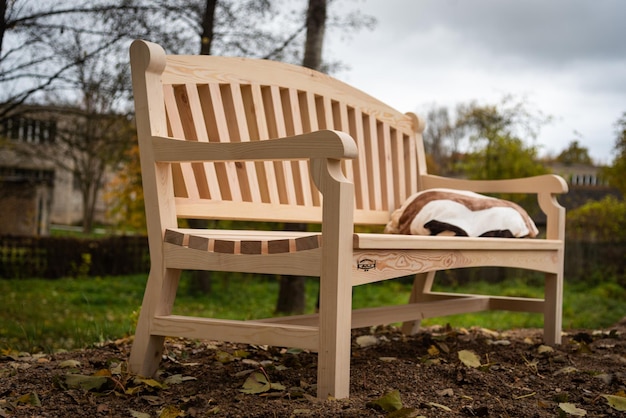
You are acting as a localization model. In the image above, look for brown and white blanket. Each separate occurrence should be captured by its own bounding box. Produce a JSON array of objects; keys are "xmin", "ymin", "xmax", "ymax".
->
[{"xmin": 384, "ymin": 188, "xmax": 538, "ymax": 238}]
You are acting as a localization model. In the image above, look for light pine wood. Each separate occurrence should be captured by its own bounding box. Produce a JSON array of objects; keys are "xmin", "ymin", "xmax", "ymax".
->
[{"xmin": 128, "ymin": 40, "xmax": 567, "ymax": 399}]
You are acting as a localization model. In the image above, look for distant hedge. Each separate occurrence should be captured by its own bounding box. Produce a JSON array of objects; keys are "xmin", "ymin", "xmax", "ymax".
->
[
  {"xmin": 0, "ymin": 234, "xmax": 623, "ymax": 283},
  {"xmin": 0, "ymin": 235, "xmax": 149, "ymax": 279}
]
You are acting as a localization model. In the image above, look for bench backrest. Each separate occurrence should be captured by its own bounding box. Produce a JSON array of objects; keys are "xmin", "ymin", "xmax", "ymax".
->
[{"xmin": 132, "ymin": 42, "xmax": 427, "ymax": 226}]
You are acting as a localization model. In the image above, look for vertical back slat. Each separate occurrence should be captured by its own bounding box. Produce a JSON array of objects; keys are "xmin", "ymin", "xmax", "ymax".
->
[
  {"xmin": 348, "ymin": 107, "xmax": 369, "ymax": 210},
  {"xmin": 283, "ymin": 88, "xmax": 313, "ymax": 206},
  {"xmin": 378, "ymin": 122, "xmax": 394, "ymax": 211},
  {"xmin": 263, "ymin": 85, "xmax": 297, "ymax": 205},
  {"xmin": 183, "ymin": 84, "xmax": 222, "ymax": 200},
  {"xmin": 299, "ymin": 91, "xmax": 322, "ymax": 207},
  {"xmin": 404, "ymin": 133, "xmax": 418, "ymax": 198},
  {"xmin": 163, "ymin": 85, "xmax": 199, "ymax": 199},
  {"xmin": 331, "ymin": 101, "xmax": 355, "ymax": 186},
  {"xmin": 207, "ymin": 83, "xmax": 242, "ymax": 201},
  {"xmin": 248, "ymin": 84, "xmax": 281, "ymax": 204},
  {"xmin": 364, "ymin": 114, "xmax": 382, "ymax": 210},
  {"xmin": 391, "ymin": 128, "xmax": 407, "ymax": 207},
  {"xmin": 227, "ymin": 83, "xmax": 262, "ymax": 203},
  {"xmin": 219, "ymin": 83, "xmax": 256, "ymax": 202}
]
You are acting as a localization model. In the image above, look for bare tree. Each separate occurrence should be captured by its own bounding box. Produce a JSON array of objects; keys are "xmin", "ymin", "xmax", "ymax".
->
[
  {"xmin": 422, "ymin": 105, "xmax": 465, "ymax": 175},
  {"xmin": 275, "ymin": 0, "xmax": 328, "ymax": 315}
]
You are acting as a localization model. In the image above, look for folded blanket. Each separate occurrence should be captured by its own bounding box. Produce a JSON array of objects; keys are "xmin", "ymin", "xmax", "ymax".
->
[{"xmin": 384, "ymin": 188, "xmax": 538, "ymax": 238}]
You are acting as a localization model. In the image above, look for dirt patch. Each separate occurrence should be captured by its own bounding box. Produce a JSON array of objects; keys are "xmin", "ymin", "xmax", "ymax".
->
[{"xmin": 2, "ymin": 319, "xmax": 625, "ymax": 417}]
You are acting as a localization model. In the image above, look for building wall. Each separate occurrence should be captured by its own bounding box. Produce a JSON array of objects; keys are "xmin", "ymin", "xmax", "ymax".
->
[
  {"xmin": 0, "ymin": 178, "xmax": 52, "ymax": 236},
  {"xmin": 1, "ymin": 108, "xmax": 114, "ymax": 234}
]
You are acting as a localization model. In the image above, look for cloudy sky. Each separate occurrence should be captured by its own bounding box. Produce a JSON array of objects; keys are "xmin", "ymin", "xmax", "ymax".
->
[{"xmin": 325, "ymin": 0, "xmax": 626, "ymax": 164}]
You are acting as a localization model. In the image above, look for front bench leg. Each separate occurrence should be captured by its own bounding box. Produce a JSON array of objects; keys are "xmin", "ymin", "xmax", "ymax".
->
[
  {"xmin": 312, "ymin": 157, "xmax": 355, "ymax": 399},
  {"xmin": 129, "ymin": 267, "xmax": 181, "ymax": 377},
  {"xmin": 543, "ymin": 271, "xmax": 563, "ymax": 345}
]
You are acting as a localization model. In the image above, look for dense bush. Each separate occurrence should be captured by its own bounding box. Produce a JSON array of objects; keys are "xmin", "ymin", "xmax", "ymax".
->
[
  {"xmin": 566, "ymin": 195, "xmax": 626, "ymax": 243},
  {"xmin": 565, "ymin": 196, "xmax": 626, "ymax": 284}
]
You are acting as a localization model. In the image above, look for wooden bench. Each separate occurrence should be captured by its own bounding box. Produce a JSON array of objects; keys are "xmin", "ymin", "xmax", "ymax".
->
[{"xmin": 128, "ymin": 40, "xmax": 568, "ymax": 399}]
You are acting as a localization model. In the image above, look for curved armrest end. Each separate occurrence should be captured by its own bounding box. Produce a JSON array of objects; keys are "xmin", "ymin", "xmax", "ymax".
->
[{"xmin": 130, "ymin": 40, "xmax": 167, "ymax": 74}]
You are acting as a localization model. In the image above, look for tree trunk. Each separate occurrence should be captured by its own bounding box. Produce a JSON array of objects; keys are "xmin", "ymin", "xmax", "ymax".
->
[
  {"xmin": 275, "ymin": 0, "xmax": 327, "ymax": 315},
  {"xmin": 0, "ymin": 0, "xmax": 7, "ymax": 55},
  {"xmin": 186, "ymin": 0, "xmax": 219, "ymax": 295},
  {"xmin": 302, "ymin": 0, "xmax": 326, "ymax": 70},
  {"xmin": 199, "ymin": 0, "xmax": 217, "ymax": 55}
]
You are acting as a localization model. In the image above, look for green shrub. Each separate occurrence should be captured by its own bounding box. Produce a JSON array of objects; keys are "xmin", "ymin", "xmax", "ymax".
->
[{"xmin": 566, "ymin": 195, "xmax": 626, "ymax": 243}]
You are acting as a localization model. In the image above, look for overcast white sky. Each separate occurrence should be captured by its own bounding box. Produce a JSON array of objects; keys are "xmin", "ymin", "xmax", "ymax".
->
[{"xmin": 325, "ymin": 0, "xmax": 626, "ymax": 164}]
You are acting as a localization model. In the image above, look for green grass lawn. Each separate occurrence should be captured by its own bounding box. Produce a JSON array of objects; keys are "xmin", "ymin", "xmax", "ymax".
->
[{"xmin": 1, "ymin": 273, "xmax": 624, "ymax": 353}]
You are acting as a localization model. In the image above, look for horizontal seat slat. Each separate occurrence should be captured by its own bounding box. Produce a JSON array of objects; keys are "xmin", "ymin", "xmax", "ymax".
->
[
  {"xmin": 354, "ymin": 233, "xmax": 563, "ymax": 251},
  {"xmin": 164, "ymin": 228, "xmax": 321, "ymax": 254}
]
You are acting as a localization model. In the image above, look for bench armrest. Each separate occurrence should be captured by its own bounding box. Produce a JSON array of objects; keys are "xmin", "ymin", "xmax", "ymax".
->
[
  {"xmin": 149, "ymin": 129, "xmax": 358, "ymax": 162},
  {"xmin": 421, "ymin": 174, "xmax": 568, "ymax": 194}
]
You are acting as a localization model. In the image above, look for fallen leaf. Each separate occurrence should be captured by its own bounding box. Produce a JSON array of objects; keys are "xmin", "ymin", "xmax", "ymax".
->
[
  {"xmin": 356, "ymin": 335, "xmax": 379, "ymax": 348},
  {"xmin": 215, "ymin": 351, "xmax": 234, "ymax": 363},
  {"xmin": 135, "ymin": 377, "xmax": 167, "ymax": 389},
  {"xmin": 130, "ymin": 410, "xmax": 151, "ymax": 418},
  {"xmin": 64, "ymin": 374, "xmax": 108, "ymax": 391},
  {"xmin": 489, "ymin": 340, "xmax": 511, "ymax": 346},
  {"xmin": 435, "ymin": 341, "xmax": 450, "ymax": 354},
  {"xmin": 427, "ymin": 402, "xmax": 452, "ymax": 411},
  {"xmin": 17, "ymin": 392, "xmax": 41, "ymax": 406},
  {"xmin": 595, "ymin": 373, "xmax": 613, "ymax": 385},
  {"xmin": 233, "ymin": 349, "xmax": 249, "ymax": 358},
  {"xmin": 159, "ymin": 405, "xmax": 182, "ymax": 418},
  {"xmin": 366, "ymin": 389, "xmax": 403, "ymax": 412},
  {"xmin": 458, "ymin": 350, "xmax": 481, "ymax": 368},
  {"xmin": 240, "ymin": 372, "xmax": 271, "ymax": 394},
  {"xmin": 94, "ymin": 369, "xmax": 112, "ymax": 377},
  {"xmin": 537, "ymin": 345, "xmax": 554, "ymax": 354},
  {"xmin": 59, "ymin": 359, "xmax": 81, "ymax": 368},
  {"xmin": 427, "ymin": 345, "xmax": 440, "ymax": 356},
  {"xmin": 165, "ymin": 374, "xmax": 197, "ymax": 385},
  {"xmin": 437, "ymin": 388, "xmax": 454, "ymax": 397},
  {"xmin": 273, "ymin": 380, "xmax": 287, "ymax": 388},
  {"xmin": 602, "ymin": 394, "xmax": 626, "ymax": 412},
  {"xmin": 110, "ymin": 362, "xmax": 123, "ymax": 375},
  {"xmin": 554, "ymin": 366, "xmax": 578, "ymax": 375},
  {"xmin": 559, "ymin": 402, "xmax": 587, "ymax": 416}
]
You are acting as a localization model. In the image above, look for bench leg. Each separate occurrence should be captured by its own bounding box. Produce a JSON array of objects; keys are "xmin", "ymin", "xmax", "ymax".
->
[
  {"xmin": 316, "ymin": 267, "xmax": 352, "ymax": 399},
  {"xmin": 402, "ymin": 271, "xmax": 436, "ymax": 335},
  {"xmin": 129, "ymin": 267, "xmax": 181, "ymax": 377},
  {"xmin": 543, "ymin": 271, "xmax": 563, "ymax": 345}
]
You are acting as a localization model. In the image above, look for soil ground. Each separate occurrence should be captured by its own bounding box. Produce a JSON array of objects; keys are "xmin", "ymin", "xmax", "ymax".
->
[{"xmin": 1, "ymin": 319, "xmax": 625, "ymax": 417}]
